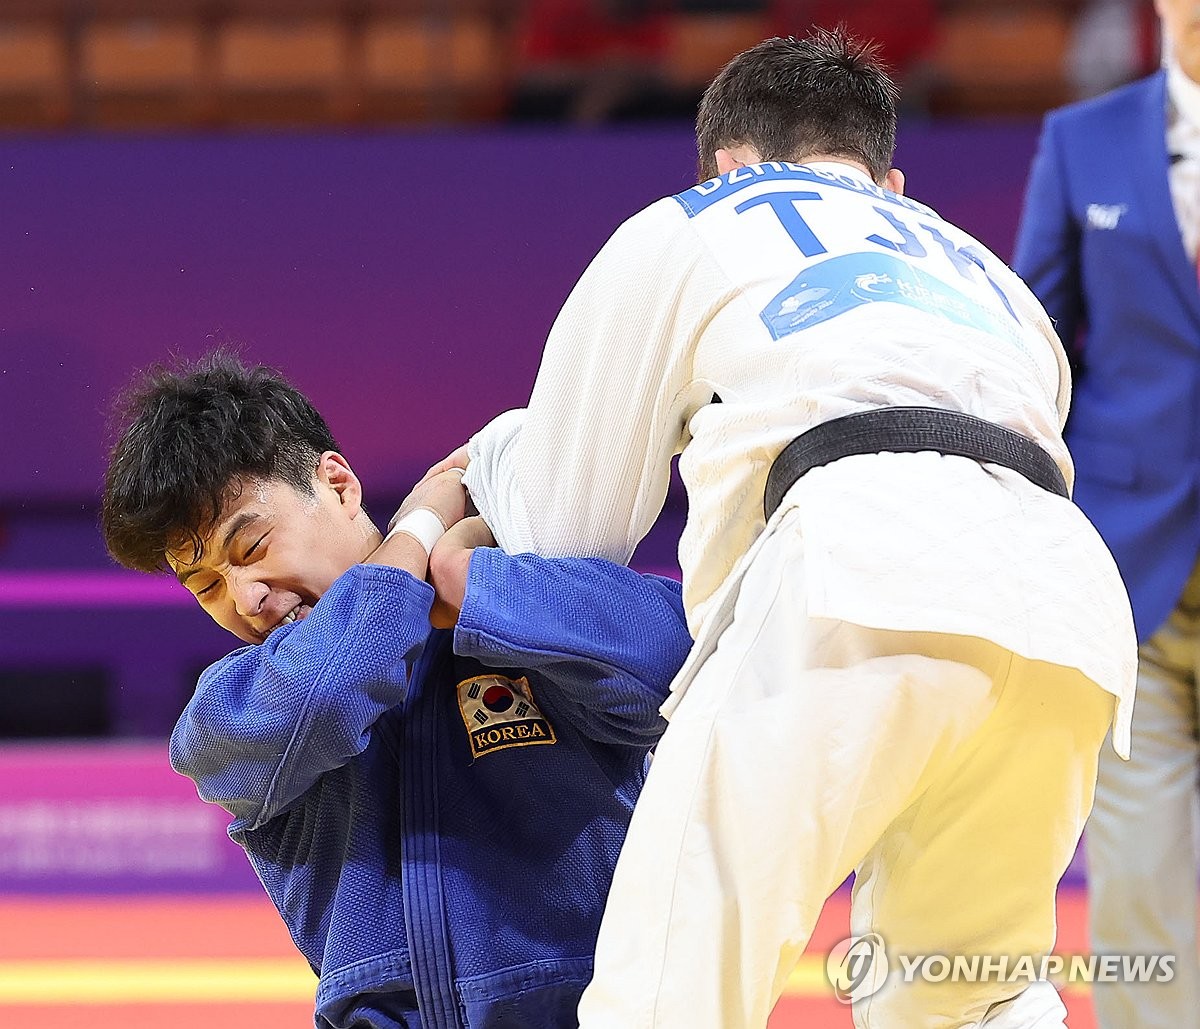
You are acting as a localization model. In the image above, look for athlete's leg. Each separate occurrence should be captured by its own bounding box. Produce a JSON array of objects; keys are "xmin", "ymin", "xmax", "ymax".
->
[
  {"xmin": 579, "ymin": 528, "xmax": 1009, "ymax": 1028},
  {"xmin": 851, "ymin": 652, "xmax": 1111, "ymax": 1028}
]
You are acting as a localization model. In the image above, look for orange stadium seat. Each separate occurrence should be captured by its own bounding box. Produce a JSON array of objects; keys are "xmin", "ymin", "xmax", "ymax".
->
[
  {"xmin": 441, "ymin": 12, "xmax": 515, "ymax": 117},
  {"xmin": 216, "ymin": 16, "xmax": 349, "ymax": 124},
  {"xmin": 362, "ymin": 17, "xmax": 434, "ymax": 90},
  {"xmin": 930, "ymin": 2, "xmax": 1075, "ymax": 115},
  {"xmin": 0, "ymin": 19, "xmax": 70, "ymax": 127},
  {"xmin": 663, "ymin": 12, "xmax": 769, "ymax": 91},
  {"xmin": 360, "ymin": 15, "xmax": 437, "ymax": 120},
  {"xmin": 80, "ymin": 19, "xmax": 206, "ymax": 126},
  {"xmin": 362, "ymin": 6, "xmax": 514, "ymax": 122}
]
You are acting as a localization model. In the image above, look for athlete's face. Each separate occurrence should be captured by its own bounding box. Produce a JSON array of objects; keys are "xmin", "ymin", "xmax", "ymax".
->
[
  {"xmin": 1158, "ymin": 0, "xmax": 1200, "ymax": 82},
  {"xmin": 167, "ymin": 454, "xmax": 379, "ymax": 644}
]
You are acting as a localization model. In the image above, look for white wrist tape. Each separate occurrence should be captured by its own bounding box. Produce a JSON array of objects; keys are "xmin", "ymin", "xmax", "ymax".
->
[{"xmin": 384, "ymin": 507, "xmax": 447, "ymax": 556}]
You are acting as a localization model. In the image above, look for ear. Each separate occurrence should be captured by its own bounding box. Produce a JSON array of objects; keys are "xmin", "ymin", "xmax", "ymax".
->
[
  {"xmin": 714, "ymin": 148, "xmax": 742, "ymax": 176},
  {"xmin": 883, "ymin": 167, "xmax": 905, "ymax": 196},
  {"xmin": 714, "ymin": 144, "xmax": 762, "ymax": 177},
  {"xmin": 317, "ymin": 451, "xmax": 365, "ymax": 519}
]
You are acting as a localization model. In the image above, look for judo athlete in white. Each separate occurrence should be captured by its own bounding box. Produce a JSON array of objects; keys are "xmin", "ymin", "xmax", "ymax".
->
[{"xmin": 455, "ymin": 31, "xmax": 1138, "ymax": 1028}]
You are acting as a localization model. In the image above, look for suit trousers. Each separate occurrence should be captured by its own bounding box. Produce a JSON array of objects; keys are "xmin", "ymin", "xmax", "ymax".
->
[
  {"xmin": 1088, "ymin": 558, "xmax": 1200, "ymax": 1029},
  {"xmin": 578, "ymin": 511, "xmax": 1114, "ymax": 1028}
]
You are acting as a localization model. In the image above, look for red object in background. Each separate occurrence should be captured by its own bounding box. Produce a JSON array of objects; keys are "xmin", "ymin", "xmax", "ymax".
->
[
  {"xmin": 1136, "ymin": 0, "xmax": 1161, "ymax": 76},
  {"xmin": 520, "ymin": 0, "xmax": 670, "ymax": 64},
  {"xmin": 770, "ymin": 0, "xmax": 937, "ymax": 77}
]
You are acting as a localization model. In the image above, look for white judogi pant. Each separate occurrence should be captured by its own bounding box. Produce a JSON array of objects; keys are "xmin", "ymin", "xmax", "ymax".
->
[
  {"xmin": 577, "ymin": 511, "xmax": 1114, "ymax": 1028},
  {"xmin": 1088, "ymin": 559, "xmax": 1200, "ymax": 1029}
]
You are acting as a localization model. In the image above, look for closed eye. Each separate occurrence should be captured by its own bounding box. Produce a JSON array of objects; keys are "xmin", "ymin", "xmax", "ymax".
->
[
  {"xmin": 244, "ymin": 533, "xmax": 269, "ymax": 559},
  {"xmin": 196, "ymin": 581, "xmax": 218, "ymax": 596}
]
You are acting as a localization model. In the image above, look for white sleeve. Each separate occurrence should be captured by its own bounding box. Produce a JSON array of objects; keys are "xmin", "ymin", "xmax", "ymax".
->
[
  {"xmin": 463, "ymin": 198, "xmax": 713, "ymax": 564},
  {"xmin": 462, "ymin": 408, "xmax": 527, "ymax": 551}
]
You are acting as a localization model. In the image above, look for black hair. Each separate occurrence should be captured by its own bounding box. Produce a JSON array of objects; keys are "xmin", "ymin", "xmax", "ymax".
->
[
  {"xmin": 101, "ymin": 351, "xmax": 339, "ymax": 572},
  {"xmin": 695, "ymin": 27, "xmax": 899, "ymax": 183}
]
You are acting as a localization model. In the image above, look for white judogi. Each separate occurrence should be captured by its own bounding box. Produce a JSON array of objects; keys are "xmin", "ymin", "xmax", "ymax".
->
[{"xmin": 463, "ymin": 161, "xmax": 1137, "ymax": 1026}]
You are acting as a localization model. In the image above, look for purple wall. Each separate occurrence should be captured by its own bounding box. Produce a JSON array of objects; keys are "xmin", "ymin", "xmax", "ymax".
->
[
  {"xmin": 0, "ymin": 120, "xmax": 1040, "ymax": 510},
  {"xmin": 0, "ymin": 120, "xmax": 1044, "ymax": 736}
]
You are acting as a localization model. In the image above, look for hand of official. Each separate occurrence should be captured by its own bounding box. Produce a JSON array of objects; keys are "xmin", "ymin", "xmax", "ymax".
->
[{"xmin": 428, "ymin": 516, "xmax": 496, "ymax": 629}]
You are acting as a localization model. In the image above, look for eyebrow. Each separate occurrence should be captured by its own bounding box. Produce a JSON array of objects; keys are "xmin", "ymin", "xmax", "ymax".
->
[{"xmin": 175, "ymin": 512, "xmax": 262, "ymax": 585}]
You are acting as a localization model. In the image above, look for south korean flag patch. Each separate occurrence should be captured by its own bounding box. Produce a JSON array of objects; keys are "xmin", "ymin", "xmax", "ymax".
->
[{"xmin": 456, "ymin": 674, "xmax": 557, "ymax": 759}]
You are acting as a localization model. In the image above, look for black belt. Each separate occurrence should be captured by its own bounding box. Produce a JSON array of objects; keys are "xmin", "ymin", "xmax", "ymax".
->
[{"xmin": 764, "ymin": 406, "xmax": 1069, "ymax": 520}]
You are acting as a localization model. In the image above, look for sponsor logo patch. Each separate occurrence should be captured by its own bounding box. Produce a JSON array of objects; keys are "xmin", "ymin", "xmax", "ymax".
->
[
  {"xmin": 456, "ymin": 674, "xmax": 557, "ymax": 758},
  {"xmin": 1085, "ymin": 203, "xmax": 1127, "ymax": 230}
]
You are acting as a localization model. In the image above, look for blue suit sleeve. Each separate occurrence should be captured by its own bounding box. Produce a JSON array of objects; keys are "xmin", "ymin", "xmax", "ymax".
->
[
  {"xmin": 1013, "ymin": 112, "xmax": 1086, "ymax": 374},
  {"xmin": 168, "ymin": 564, "xmax": 434, "ymax": 831},
  {"xmin": 453, "ymin": 548, "xmax": 692, "ymax": 747}
]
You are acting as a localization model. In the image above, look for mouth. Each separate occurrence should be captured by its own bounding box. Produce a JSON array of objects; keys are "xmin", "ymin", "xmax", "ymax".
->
[{"xmin": 262, "ymin": 602, "xmax": 308, "ymax": 640}]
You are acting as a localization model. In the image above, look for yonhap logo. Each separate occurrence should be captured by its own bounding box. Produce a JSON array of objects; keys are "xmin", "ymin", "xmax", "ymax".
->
[
  {"xmin": 823, "ymin": 933, "xmax": 1176, "ymax": 1003},
  {"xmin": 826, "ymin": 933, "xmax": 889, "ymax": 1003}
]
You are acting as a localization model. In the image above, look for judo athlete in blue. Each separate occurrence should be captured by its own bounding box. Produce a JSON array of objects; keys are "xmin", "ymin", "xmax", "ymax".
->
[{"xmin": 99, "ymin": 353, "xmax": 692, "ymax": 1028}]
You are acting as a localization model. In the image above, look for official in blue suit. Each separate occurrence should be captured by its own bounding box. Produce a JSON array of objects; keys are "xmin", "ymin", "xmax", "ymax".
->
[{"xmin": 1015, "ymin": 3, "xmax": 1200, "ymax": 1025}]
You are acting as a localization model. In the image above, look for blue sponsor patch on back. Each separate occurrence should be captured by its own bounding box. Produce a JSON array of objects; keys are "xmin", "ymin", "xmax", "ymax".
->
[{"xmin": 760, "ymin": 252, "xmax": 1019, "ymax": 342}]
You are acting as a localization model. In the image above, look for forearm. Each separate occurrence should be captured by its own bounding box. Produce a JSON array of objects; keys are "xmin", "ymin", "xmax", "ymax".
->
[
  {"xmin": 364, "ymin": 468, "xmax": 470, "ymax": 579},
  {"xmin": 453, "ymin": 548, "xmax": 691, "ymax": 744},
  {"xmin": 365, "ymin": 518, "xmax": 440, "ymax": 580},
  {"xmin": 169, "ymin": 564, "xmax": 434, "ymax": 828},
  {"xmin": 427, "ymin": 516, "xmax": 494, "ymax": 628}
]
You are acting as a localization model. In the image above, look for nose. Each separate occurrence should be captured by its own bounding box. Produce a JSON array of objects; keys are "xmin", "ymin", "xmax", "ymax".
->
[{"xmin": 227, "ymin": 568, "xmax": 268, "ymax": 619}]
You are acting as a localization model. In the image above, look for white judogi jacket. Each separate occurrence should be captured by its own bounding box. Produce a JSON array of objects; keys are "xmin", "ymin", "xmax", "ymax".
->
[{"xmin": 464, "ymin": 160, "xmax": 1137, "ymax": 755}]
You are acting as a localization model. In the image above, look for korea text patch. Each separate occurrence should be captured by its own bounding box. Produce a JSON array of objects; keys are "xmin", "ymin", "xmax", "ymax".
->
[{"xmin": 456, "ymin": 674, "xmax": 557, "ymax": 758}]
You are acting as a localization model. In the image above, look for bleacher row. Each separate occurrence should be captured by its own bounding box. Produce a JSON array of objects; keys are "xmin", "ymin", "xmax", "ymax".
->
[{"xmin": 0, "ymin": 0, "xmax": 1094, "ymax": 129}]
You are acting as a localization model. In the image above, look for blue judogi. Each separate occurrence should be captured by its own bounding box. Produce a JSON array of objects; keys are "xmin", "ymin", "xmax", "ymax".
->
[{"xmin": 170, "ymin": 548, "xmax": 691, "ymax": 1028}]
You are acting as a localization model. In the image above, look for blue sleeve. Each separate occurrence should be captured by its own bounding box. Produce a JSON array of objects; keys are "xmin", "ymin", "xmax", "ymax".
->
[
  {"xmin": 1013, "ymin": 112, "xmax": 1086, "ymax": 374},
  {"xmin": 168, "ymin": 564, "xmax": 434, "ymax": 831},
  {"xmin": 453, "ymin": 548, "xmax": 692, "ymax": 747}
]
